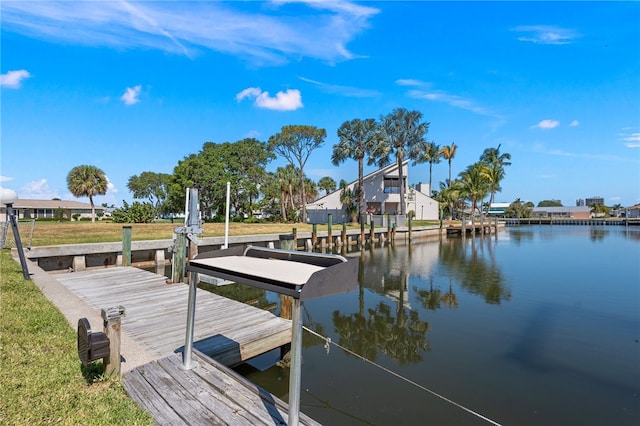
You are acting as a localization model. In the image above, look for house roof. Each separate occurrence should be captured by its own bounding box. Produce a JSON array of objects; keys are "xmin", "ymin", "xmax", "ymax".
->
[
  {"xmin": 9, "ymin": 199, "xmax": 105, "ymax": 210},
  {"xmin": 310, "ymin": 160, "xmax": 411, "ymax": 206}
]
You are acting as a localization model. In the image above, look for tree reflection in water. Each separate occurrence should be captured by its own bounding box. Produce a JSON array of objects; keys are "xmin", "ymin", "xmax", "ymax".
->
[
  {"xmin": 331, "ymin": 235, "xmax": 511, "ymax": 366},
  {"xmin": 438, "ymin": 236, "xmax": 511, "ymax": 305}
]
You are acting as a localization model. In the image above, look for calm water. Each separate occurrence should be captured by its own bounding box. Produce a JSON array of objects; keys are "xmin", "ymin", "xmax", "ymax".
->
[{"xmin": 224, "ymin": 226, "xmax": 640, "ymax": 425}]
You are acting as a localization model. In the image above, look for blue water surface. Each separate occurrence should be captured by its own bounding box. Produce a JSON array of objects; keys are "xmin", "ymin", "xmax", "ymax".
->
[{"xmin": 238, "ymin": 226, "xmax": 640, "ymax": 426}]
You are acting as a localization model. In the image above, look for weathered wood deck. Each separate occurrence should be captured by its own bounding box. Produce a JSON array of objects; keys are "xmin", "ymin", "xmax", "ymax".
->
[
  {"xmin": 54, "ymin": 266, "xmax": 320, "ymax": 424},
  {"xmin": 55, "ymin": 266, "xmax": 292, "ymax": 366},
  {"xmin": 123, "ymin": 349, "xmax": 320, "ymax": 426}
]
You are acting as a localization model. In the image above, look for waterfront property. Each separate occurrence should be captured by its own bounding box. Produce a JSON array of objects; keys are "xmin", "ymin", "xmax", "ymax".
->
[
  {"xmin": 0, "ymin": 198, "xmax": 106, "ymax": 220},
  {"xmin": 305, "ymin": 159, "xmax": 439, "ymax": 224}
]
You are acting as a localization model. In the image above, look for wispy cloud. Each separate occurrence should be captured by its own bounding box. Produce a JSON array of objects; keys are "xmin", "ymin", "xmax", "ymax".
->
[
  {"xmin": 569, "ymin": 120, "xmax": 579, "ymax": 127},
  {"xmin": 622, "ymin": 132, "xmax": 640, "ymax": 148},
  {"xmin": 398, "ymin": 79, "xmax": 495, "ymax": 117},
  {"xmin": 299, "ymin": 77, "xmax": 380, "ymax": 98},
  {"xmin": 512, "ymin": 25, "xmax": 580, "ymax": 45},
  {"xmin": 531, "ymin": 119, "xmax": 560, "ymax": 130},
  {"xmin": 120, "ymin": 85, "xmax": 142, "ymax": 106},
  {"xmin": 1, "ymin": 69, "xmax": 31, "ymax": 88},
  {"xmin": 0, "ymin": 1, "xmax": 378, "ymax": 65},
  {"xmin": 533, "ymin": 144, "xmax": 639, "ymax": 163},
  {"xmin": 0, "ymin": 176, "xmax": 13, "ymax": 182},
  {"xmin": 236, "ymin": 87, "xmax": 303, "ymax": 111}
]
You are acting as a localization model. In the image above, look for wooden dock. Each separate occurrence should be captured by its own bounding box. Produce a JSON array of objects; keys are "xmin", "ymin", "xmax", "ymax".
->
[
  {"xmin": 446, "ymin": 223, "xmax": 497, "ymax": 235},
  {"xmin": 54, "ymin": 266, "xmax": 317, "ymax": 425},
  {"xmin": 123, "ymin": 349, "xmax": 320, "ymax": 426},
  {"xmin": 55, "ymin": 266, "xmax": 291, "ymax": 365}
]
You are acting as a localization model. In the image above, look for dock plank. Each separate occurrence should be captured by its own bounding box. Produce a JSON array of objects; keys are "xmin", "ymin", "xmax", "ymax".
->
[{"xmin": 123, "ymin": 350, "xmax": 320, "ymax": 426}]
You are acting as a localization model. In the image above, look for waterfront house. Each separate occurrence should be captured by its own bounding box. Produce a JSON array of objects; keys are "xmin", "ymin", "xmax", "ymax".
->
[
  {"xmin": 627, "ymin": 204, "xmax": 640, "ymax": 218},
  {"xmin": 0, "ymin": 198, "xmax": 106, "ymax": 221},
  {"xmin": 532, "ymin": 206, "xmax": 592, "ymax": 219},
  {"xmin": 305, "ymin": 160, "xmax": 439, "ymax": 224}
]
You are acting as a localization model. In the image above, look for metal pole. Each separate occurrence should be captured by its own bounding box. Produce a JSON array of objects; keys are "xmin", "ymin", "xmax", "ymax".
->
[
  {"xmin": 181, "ymin": 270, "xmax": 198, "ymax": 370},
  {"xmin": 7, "ymin": 204, "xmax": 30, "ymax": 280},
  {"xmin": 288, "ymin": 298, "xmax": 303, "ymax": 426},
  {"xmin": 224, "ymin": 182, "xmax": 230, "ymax": 249}
]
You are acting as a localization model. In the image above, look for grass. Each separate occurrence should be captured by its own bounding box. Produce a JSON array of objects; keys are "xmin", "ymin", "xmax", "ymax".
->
[
  {"xmin": 0, "ymin": 249, "xmax": 154, "ymax": 425},
  {"xmin": 21, "ymin": 221, "xmax": 317, "ymax": 246},
  {"xmin": 13, "ymin": 220, "xmax": 443, "ymax": 247}
]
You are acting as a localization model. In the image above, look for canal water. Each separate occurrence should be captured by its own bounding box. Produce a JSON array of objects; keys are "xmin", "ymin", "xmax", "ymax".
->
[{"xmin": 215, "ymin": 226, "xmax": 640, "ymax": 425}]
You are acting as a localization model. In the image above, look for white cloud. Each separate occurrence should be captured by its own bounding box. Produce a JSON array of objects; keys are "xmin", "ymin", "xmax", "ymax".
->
[
  {"xmin": 532, "ymin": 119, "xmax": 560, "ymax": 130},
  {"xmin": 236, "ymin": 87, "xmax": 303, "ymax": 111},
  {"xmin": 120, "ymin": 85, "xmax": 142, "ymax": 105},
  {"xmin": 19, "ymin": 179, "xmax": 59, "ymax": 199},
  {"xmin": 105, "ymin": 175, "xmax": 118, "ymax": 194},
  {"xmin": 622, "ymin": 132, "xmax": 640, "ymax": 148},
  {"xmin": 1, "ymin": 1, "xmax": 378, "ymax": 65},
  {"xmin": 0, "ymin": 69, "xmax": 31, "ymax": 88},
  {"xmin": 236, "ymin": 87, "xmax": 263, "ymax": 101},
  {"xmin": 0, "ymin": 176, "xmax": 12, "ymax": 182},
  {"xmin": 512, "ymin": 25, "xmax": 580, "ymax": 45},
  {"xmin": 569, "ymin": 120, "xmax": 579, "ymax": 127}
]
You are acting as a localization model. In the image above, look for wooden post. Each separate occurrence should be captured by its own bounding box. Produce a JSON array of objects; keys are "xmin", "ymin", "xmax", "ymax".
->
[
  {"xmin": 122, "ymin": 226, "xmax": 132, "ymax": 267},
  {"xmin": 408, "ymin": 214, "xmax": 413, "ymax": 241},
  {"xmin": 360, "ymin": 217, "xmax": 365, "ymax": 247},
  {"xmin": 292, "ymin": 227, "xmax": 297, "ymax": 250},
  {"xmin": 370, "ymin": 220, "xmax": 375, "ymax": 243},
  {"xmin": 312, "ymin": 223, "xmax": 317, "ymax": 248},
  {"xmin": 387, "ymin": 216, "xmax": 391, "ymax": 242},
  {"xmin": 172, "ymin": 232, "xmax": 186, "ymax": 283},
  {"xmin": 101, "ymin": 306, "xmax": 125, "ymax": 377},
  {"xmin": 392, "ymin": 223, "xmax": 396, "ymax": 242},
  {"xmin": 327, "ymin": 214, "xmax": 333, "ymax": 247},
  {"xmin": 341, "ymin": 223, "xmax": 347, "ymax": 247},
  {"xmin": 280, "ymin": 294, "xmax": 292, "ymax": 320}
]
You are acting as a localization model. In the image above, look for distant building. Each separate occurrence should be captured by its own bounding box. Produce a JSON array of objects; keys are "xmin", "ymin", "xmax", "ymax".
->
[
  {"xmin": 0, "ymin": 199, "xmax": 106, "ymax": 220},
  {"xmin": 585, "ymin": 196, "xmax": 605, "ymax": 206},
  {"xmin": 488, "ymin": 203, "xmax": 511, "ymax": 217},
  {"xmin": 576, "ymin": 199, "xmax": 585, "ymax": 206},
  {"xmin": 627, "ymin": 204, "xmax": 640, "ymax": 218},
  {"xmin": 532, "ymin": 206, "xmax": 592, "ymax": 219}
]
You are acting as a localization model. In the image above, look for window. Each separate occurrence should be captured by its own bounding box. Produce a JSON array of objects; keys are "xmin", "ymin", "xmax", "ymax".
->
[{"xmin": 383, "ymin": 177, "xmax": 401, "ymax": 194}]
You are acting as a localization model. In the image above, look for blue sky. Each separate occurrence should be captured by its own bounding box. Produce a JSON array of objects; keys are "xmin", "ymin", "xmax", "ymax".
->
[{"xmin": 1, "ymin": 1, "xmax": 639, "ymax": 208}]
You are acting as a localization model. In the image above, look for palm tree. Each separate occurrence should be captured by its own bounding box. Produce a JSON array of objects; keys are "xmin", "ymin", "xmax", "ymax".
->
[
  {"xmin": 332, "ymin": 118, "xmax": 383, "ymax": 221},
  {"xmin": 435, "ymin": 179, "xmax": 463, "ymax": 220},
  {"xmin": 378, "ymin": 108, "xmax": 429, "ymax": 216},
  {"xmin": 458, "ymin": 162, "xmax": 490, "ymax": 228},
  {"xmin": 413, "ymin": 141, "xmax": 441, "ymax": 193},
  {"xmin": 66, "ymin": 165, "xmax": 108, "ymax": 223},
  {"xmin": 440, "ymin": 142, "xmax": 458, "ymax": 185},
  {"xmin": 275, "ymin": 165, "xmax": 298, "ymax": 221},
  {"xmin": 317, "ymin": 176, "xmax": 337, "ymax": 197},
  {"xmin": 479, "ymin": 144, "xmax": 511, "ymax": 213}
]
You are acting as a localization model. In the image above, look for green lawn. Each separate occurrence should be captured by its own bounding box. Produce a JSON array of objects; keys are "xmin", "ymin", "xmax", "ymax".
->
[{"xmin": 0, "ymin": 250, "xmax": 153, "ymax": 425}]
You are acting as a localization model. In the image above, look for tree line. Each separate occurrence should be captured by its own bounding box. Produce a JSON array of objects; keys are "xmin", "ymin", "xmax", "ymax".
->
[{"xmin": 65, "ymin": 107, "xmax": 519, "ymax": 223}]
